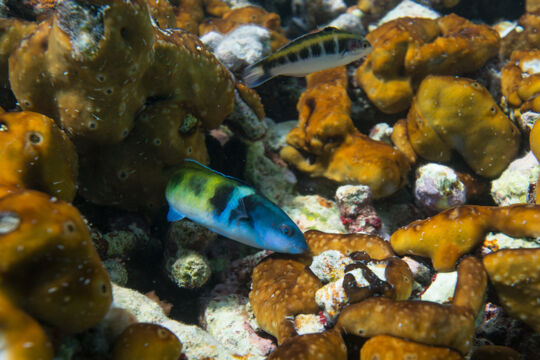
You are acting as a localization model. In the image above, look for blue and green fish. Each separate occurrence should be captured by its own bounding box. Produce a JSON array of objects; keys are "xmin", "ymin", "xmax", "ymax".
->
[
  {"xmin": 242, "ymin": 26, "xmax": 372, "ymax": 87},
  {"xmin": 165, "ymin": 160, "xmax": 308, "ymax": 254}
]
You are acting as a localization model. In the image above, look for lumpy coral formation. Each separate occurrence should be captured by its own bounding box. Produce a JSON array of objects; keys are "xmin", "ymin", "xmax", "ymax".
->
[
  {"xmin": 391, "ymin": 204, "xmax": 540, "ymax": 271},
  {"xmin": 483, "ymin": 248, "xmax": 540, "ymax": 334},
  {"xmin": 337, "ymin": 256, "xmax": 487, "ymax": 355},
  {"xmin": 405, "ymin": 75, "xmax": 520, "ymax": 178},
  {"xmin": 9, "ymin": 0, "xmax": 235, "ymax": 210},
  {"xmin": 500, "ymin": 10, "xmax": 540, "ymax": 60},
  {"xmin": 249, "ymin": 256, "xmax": 322, "ymax": 343},
  {"xmin": 0, "ymin": 190, "xmax": 112, "ymax": 333},
  {"xmin": 305, "ymin": 230, "xmax": 394, "ymax": 259},
  {"xmin": 199, "ymin": 5, "xmax": 288, "ymax": 50},
  {"xmin": 356, "ymin": 14, "xmax": 499, "ymax": 114},
  {"xmin": 360, "ymin": 335, "xmax": 463, "ymax": 360},
  {"xmin": 0, "ymin": 292, "xmax": 53, "ymax": 360},
  {"xmin": 250, "ymin": 230, "xmax": 416, "ymax": 357},
  {"xmin": 281, "ymin": 67, "xmax": 410, "ymax": 198},
  {"xmin": 501, "ymin": 49, "xmax": 540, "ymax": 114},
  {"xmin": 267, "ymin": 330, "xmax": 346, "ymax": 360},
  {"xmin": 0, "ymin": 18, "xmax": 36, "ymax": 107},
  {"xmin": 0, "ymin": 110, "xmax": 78, "ymax": 201},
  {"xmin": 111, "ymin": 323, "xmax": 183, "ymax": 360}
]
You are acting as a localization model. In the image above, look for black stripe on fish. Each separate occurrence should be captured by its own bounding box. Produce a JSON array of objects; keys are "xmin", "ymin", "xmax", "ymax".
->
[
  {"xmin": 169, "ymin": 171, "xmax": 186, "ymax": 189},
  {"xmin": 277, "ymin": 56, "xmax": 288, "ymax": 65},
  {"xmin": 338, "ymin": 38, "xmax": 348, "ymax": 54},
  {"xmin": 323, "ymin": 39, "xmax": 335, "ymax": 54},
  {"xmin": 287, "ymin": 52, "xmax": 298, "ymax": 62},
  {"xmin": 299, "ymin": 47, "xmax": 309, "ymax": 60},
  {"xmin": 189, "ymin": 175, "xmax": 206, "ymax": 196},
  {"xmin": 265, "ymin": 59, "xmax": 276, "ymax": 70},
  {"xmin": 209, "ymin": 183, "xmax": 235, "ymax": 213},
  {"xmin": 311, "ymin": 43, "xmax": 322, "ymax": 57}
]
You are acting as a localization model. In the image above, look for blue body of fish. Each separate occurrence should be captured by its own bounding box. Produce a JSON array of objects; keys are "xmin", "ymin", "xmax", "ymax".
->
[{"xmin": 165, "ymin": 160, "xmax": 308, "ymax": 254}]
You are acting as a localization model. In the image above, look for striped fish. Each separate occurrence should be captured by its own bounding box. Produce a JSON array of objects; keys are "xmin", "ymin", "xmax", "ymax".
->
[
  {"xmin": 165, "ymin": 159, "xmax": 308, "ymax": 254},
  {"xmin": 242, "ymin": 26, "xmax": 372, "ymax": 88}
]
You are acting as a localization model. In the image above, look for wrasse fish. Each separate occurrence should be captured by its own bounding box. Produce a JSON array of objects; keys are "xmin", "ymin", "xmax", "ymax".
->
[
  {"xmin": 242, "ymin": 26, "xmax": 372, "ymax": 88},
  {"xmin": 165, "ymin": 159, "xmax": 308, "ymax": 254}
]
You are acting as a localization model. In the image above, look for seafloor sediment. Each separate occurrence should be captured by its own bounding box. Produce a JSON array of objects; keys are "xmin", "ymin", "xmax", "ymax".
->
[{"xmin": 0, "ymin": 0, "xmax": 539, "ymax": 359}]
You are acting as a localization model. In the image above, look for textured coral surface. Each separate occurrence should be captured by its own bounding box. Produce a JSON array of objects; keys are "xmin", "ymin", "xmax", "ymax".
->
[
  {"xmin": 406, "ymin": 75, "xmax": 520, "ymax": 178},
  {"xmin": 111, "ymin": 323, "xmax": 183, "ymax": 360},
  {"xmin": 0, "ymin": 190, "xmax": 112, "ymax": 333},
  {"xmin": 356, "ymin": 14, "xmax": 499, "ymax": 114},
  {"xmin": 9, "ymin": 0, "xmax": 235, "ymax": 210},
  {"xmin": 281, "ymin": 67, "xmax": 410, "ymax": 198},
  {"xmin": 250, "ymin": 256, "xmax": 322, "ymax": 343}
]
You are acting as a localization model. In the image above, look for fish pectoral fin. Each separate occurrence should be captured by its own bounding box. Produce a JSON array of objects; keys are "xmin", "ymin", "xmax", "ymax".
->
[
  {"xmin": 167, "ymin": 207, "xmax": 185, "ymax": 222},
  {"xmin": 230, "ymin": 198, "xmax": 252, "ymax": 224}
]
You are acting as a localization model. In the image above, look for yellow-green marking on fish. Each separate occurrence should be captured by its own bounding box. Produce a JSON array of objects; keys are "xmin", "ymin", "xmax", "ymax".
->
[
  {"xmin": 165, "ymin": 159, "xmax": 308, "ymax": 254},
  {"xmin": 242, "ymin": 26, "xmax": 372, "ymax": 87}
]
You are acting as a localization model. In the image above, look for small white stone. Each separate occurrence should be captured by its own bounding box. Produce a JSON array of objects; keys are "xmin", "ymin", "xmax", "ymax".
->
[
  {"xmin": 369, "ymin": 123, "xmax": 393, "ymax": 144},
  {"xmin": 377, "ymin": 0, "xmax": 440, "ymax": 28},
  {"xmin": 414, "ymin": 163, "xmax": 466, "ymax": 212},
  {"xmin": 420, "ymin": 271, "xmax": 458, "ymax": 304},
  {"xmin": 214, "ymin": 25, "xmax": 271, "ymax": 71},
  {"xmin": 326, "ymin": 13, "xmax": 366, "ymax": 34},
  {"xmin": 310, "ymin": 250, "xmax": 353, "ymax": 283},
  {"xmin": 294, "ymin": 314, "xmax": 325, "ymax": 335},
  {"xmin": 200, "ymin": 31, "xmax": 225, "ymax": 52},
  {"xmin": 491, "ymin": 151, "xmax": 540, "ymax": 206}
]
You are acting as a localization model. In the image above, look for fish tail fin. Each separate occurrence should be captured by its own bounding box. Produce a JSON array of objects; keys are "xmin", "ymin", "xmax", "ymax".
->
[{"xmin": 242, "ymin": 64, "xmax": 272, "ymax": 88}]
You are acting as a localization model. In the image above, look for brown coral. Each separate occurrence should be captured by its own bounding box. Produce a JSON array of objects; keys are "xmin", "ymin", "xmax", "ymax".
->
[
  {"xmin": 9, "ymin": 0, "xmax": 234, "ymax": 210},
  {"xmin": 281, "ymin": 67, "xmax": 410, "ymax": 198},
  {"xmin": 0, "ymin": 111, "xmax": 78, "ymax": 201},
  {"xmin": 356, "ymin": 14, "xmax": 499, "ymax": 114},
  {"xmin": 360, "ymin": 335, "xmax": 463, "ymax": 360},
  {"xmin": 305, "ymin": 230, "xmax": 394, "ymax": 259},
  {"xmin": 0, "ymin": 190, "xmax": 112, "ymax": 333},
  {"xmin": 501, "ymin": 49, "xmax": 540, "ymax": 114},
  {"xmin": 337, "ymin": 256, "xmax": 487, "ymax": 355},
  {"xmin": 0, "ymin": 18, "xmax": 37, "ymax": 108},
  {"xmin": 0, "ymin": 292, "xmax": 53, "ymax": 360},
  {"xmin": 268, "ymin": 330, "xmax": 346, "ymax": 360},
  {"xmin": 250, "ymin": 229, "xmax": 415, "ymax": 350},
  {"xmin": 111, "ymin": 323, "xmax": 183, "ymax": 360},
  {"xmin": 500, "ymin": 10, "xmax": 540, "ymax": 60},
  {"xmin": 483, "ymin": 248, "xmax": 540, "ymax": 334},
  {"xmin": 406, "ymin": 75, "xmax": 520, "ymax": 178},
  {"xmin": 249, "ymin": 256, "xmax": 322, "ymax": 344},
  {"xmin": 390, "ymin": 204, "xmax": 540, "ymax": 271},
  {"xmin": 306, "ymin": 231, "xmax": 413, "ymax": 300}
]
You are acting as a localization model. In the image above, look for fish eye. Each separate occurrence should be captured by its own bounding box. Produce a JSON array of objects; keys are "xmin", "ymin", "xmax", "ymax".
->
[
  {"xmin": 362, "ymin": 41, "xmax": 370, "ymax": 48},
  {"xmin": 279, "ymin": 224, "xmax": 294, "ymax": 237}
]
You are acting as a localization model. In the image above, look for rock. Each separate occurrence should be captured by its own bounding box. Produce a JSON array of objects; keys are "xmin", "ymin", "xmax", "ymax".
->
[
  {"xmin": 414, "ymin": 163, "xmax": 467, "ymax": 214},
  {"xmin": 214, "ymin": 25, "xmax": 271, "ymax": 71},
  {"xmin": 491, "ymin": 151, "xmax": 540, "ymax": 206}
]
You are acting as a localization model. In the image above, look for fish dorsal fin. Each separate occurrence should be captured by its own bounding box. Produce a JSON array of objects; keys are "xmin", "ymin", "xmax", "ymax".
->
[
  {"xmin": 183, "ymin": 158, "xmax": 254, "ymax": 187},
  {"xmin": 319, "ymin": 26, "xmax": 341, "ymax": 33},
  {"xmin": 269, "ymin": 26, "xmax": 340, "ymax": 55}
]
